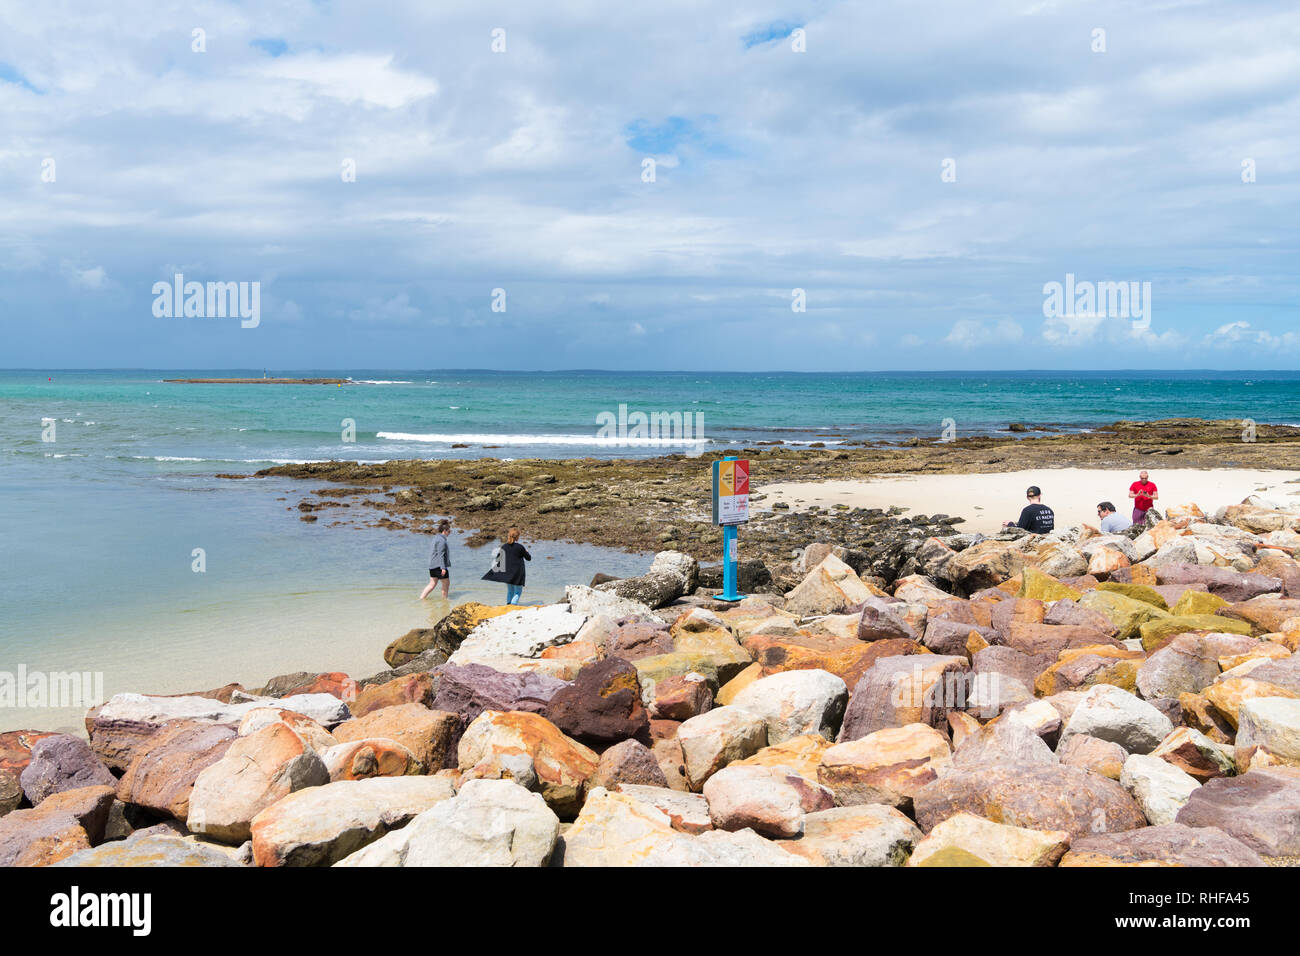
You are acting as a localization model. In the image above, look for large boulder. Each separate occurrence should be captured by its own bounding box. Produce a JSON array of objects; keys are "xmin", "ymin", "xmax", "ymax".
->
[
  {"xmin": 563, "ymin": 585, "xmax": 658, "ymax": 622},
  {"xmin": 838, "ymin": 655, "xmax": 970, "ymax": 742},
  {"xmin": 952, "ymin": 717, "xmax": 1057, "ymax": 770},
  {"xmin": 336, "ymin": 778, "xmax": 559, "ymax": 867},
  {"xmin": 908, "ymin": 812, "xmax": 1070, "ymax": 867},
  {"xmin": 349, "ymin": 673, "xmax": 436, "ymax": 719},
  {"xmin": 448, "ymin": 604, "xmax": 588, "ymax": 663},
  {"xmin": 543, "ymin": 657, "xmax": 650, "ymax": 747},
  {"xmin": 743, "ymin": 632, "xmax": 924, "ymax": 691},
  {"xmin": 1154, "ymin": 564, "xmax": 1281, "ymax": 602},
  {"xmin": 1056, "ymin": 733, "xmax": 1127, "ymax": 780},
  {"xmin": 322, "ymin": 738, "xmax": 424, "ymax": 781},
  {"xmin": 1061, "ymin": 685, "xmax": 1174, "ymax": 754},
  {"xmin": 332, "ymin": 704, "xmax": 460, "ymax": 771},
  {"xmin": 818, "ymin": 723, "xmax": 951, "ymax": 811},
  {"xmin": 1203, "ymin": 677, "xmax": 1299, "ymax": 729},
  {"xmin": 1235, "ymin": 697, "xmax": 1300, "ymax": 772},
  {"xmin": 783, "ymin": 554, "xmax": 881, "ymax": 616},
  {"xmin": 614, "ymin": 784, "xmax": 712, "ymax": 834},
  {"xmin": 1150, "ymin": 726, "xmax": 1235, "ymax": 782},
  {"xmin": 430, "ymin": 663, "xmax": 568, "ymax": 733},
  {"xmin": 676, "ymin": 706, "xmax": 767, "ymax": 790},
  {"xmin": 593, "ymin": 551, "xmax": 698, "ymax": 608},
  {"xmin": 1139, "ymin": 615, "xmax": 1252, "ymax": 652},
  {"xmin": 1175, "ymin": 769, "xmax": 1300, "ymax": 857},
  {"xmin": 778, "ymin": 804, "xmax": 922, "ymax": 867},
  {"xmin": 651, "ymin": 673, "xmax": 713, "ymax": 721},
  {"xmin": 729, "ymin": 670, "xmax": 847, "ymax": 744},
  {"xmin": 456, "ymin": 711, "xmax": 599, "ymax": 817},
  {"xmin": 0, "ymin": 808, "xmax": 89, "ymax": 867},
  {"xmin": 88, "ymin": 692, "xmax": 348, "ymax": 771},
  {"xmin": 18, "ymin": 735, "xmax": 116, "ymax": 805},
  {"xmin": 592, "ymin": 740, "xmax": 669, "ymax": 790},
  {"xmin": 856, "ymin": 595, "xmax": 919, "ymax": 642},
  {"xmin": 52, "ymin": 834, "xmax": 243, "ymax": 867},
  {"xmin": 702, "ymin": 765, "xmax": 834, "ymax": 838},
  {"xmin": 1135, "ymin": 635, "xmax": 1222, "ymax": 699},
  {"xmin": 250, "ymin": 776, "xmax": 456, "ymax": 867},
  {"xmin": 1060, "ymin": 824, "xmax": 1265, "ymax": 867},
  {"xmin": 1219, "ymin": 596, "xmax": 1300, "ymax": 634},
  {"xmin": 913, "ymin": 763, "xmax": 1147, "ymax": 840},
  {"xmin": 1120, "ymin": 754, "xmax": 1201, "ymax": 826},
  {"xmin": 116, "ymin": 720, "xmax": 237, "ymax": 820},
  {"xmin": 560, "ymin": 788, "xmax": 807, "ymax": 867},
  {"xmin": 187, "ymin": 722, "xmax": 330, "ymax": 843},
  {"xmin": 1078, "ymin": 590, "xmax": 1169, "ymax": 641}
]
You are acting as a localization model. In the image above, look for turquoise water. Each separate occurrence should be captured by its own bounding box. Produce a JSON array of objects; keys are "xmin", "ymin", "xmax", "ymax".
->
[{"xmin": 2, "ymin": 368, "xmax": 1298, "ymax": 733}]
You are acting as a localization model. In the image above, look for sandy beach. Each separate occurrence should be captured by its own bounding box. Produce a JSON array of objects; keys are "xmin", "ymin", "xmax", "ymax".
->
[{"xmin": 761, "ymin": 468, "xmax": 1300, "ymax": 535}]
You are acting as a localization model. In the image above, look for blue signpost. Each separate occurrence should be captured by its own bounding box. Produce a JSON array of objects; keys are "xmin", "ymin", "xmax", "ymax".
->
[{"xmin": 711, "ymin": 455, "xmax": 750, "ymax": 602}]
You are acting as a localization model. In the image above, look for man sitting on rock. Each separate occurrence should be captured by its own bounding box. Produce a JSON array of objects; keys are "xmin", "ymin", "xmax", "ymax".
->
[
  {"xmin": 1096, "ymin": 501, "xmax": 1131, "ymax": 533},
  {"xmin": 1004, "ymin": 485, "xmax": 1055, "ymax": 533}
]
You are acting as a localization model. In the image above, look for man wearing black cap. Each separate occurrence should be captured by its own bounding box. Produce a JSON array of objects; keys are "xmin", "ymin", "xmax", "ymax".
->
[{"xmin": 1004, "ymin": 485, "xmax": 1055, "ymax": 533}]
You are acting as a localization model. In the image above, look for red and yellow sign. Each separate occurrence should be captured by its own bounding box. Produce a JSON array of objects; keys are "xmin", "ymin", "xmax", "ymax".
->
[{"xmin": 712, "ymin": 458, "xmax": 750, "ymax": 525}]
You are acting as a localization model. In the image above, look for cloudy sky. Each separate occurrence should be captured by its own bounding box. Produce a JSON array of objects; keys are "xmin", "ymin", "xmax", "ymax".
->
[{"xmin": 1, "ymin": 0, "xmax": 1296, "ymax": 370}]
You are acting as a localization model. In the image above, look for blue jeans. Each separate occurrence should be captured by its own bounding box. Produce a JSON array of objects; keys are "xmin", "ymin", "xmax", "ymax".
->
[{"xmin": 506, "ymin": 584, "xmax": 523, "ymax": 604}]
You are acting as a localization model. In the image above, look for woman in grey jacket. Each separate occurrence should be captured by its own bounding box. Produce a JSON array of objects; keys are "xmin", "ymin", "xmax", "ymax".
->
[{"xmin": 419, "ymin": 519, "xmax": 452, "ymax": 600}]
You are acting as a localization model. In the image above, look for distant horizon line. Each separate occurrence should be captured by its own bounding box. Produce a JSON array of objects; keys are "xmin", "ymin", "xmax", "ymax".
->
[{"xmin": 5, "ymin": 367, "xmax": 1300, "ymax": 376}]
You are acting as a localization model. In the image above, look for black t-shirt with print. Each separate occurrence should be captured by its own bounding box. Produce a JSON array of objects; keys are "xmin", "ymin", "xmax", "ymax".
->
[{"xmin": 1017, "ymin": 503, "xmax": 1055, "ymax": 533}]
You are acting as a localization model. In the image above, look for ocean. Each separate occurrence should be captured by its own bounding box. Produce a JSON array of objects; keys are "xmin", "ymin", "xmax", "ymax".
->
[{"xmin": 3, "ymin": 368, "xmax": 1299, "ymax": 733}]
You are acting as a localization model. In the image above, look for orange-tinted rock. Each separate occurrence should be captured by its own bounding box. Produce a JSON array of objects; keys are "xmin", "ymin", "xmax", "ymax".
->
[
  {"xmin": 260, "ymin": 671, "xmax": 355, "ymax": 700},
  {"xmin": 323, "ymin": 738, "xmax": 423, "ymax": 781},
  {"xmin": 819, "ymin": 723, "xmax": 951, "ymax": 812},
  {"xmin": 457, "ymin": 711, "xmax": 599, "ymax": 817},
  {"xmin": 350, "ymin": 673, "xmax": 436, "ymax": 719},
  {"xmin": 333, "ymin": 704, "xmax": 460, "ymax": 770},
  {"xmin": 1033, "ymin": 645, "xmax": 1145, "ymax": 696},
  {"xmin": 0, "ymin": 730, "xmax": 59, "ymax": 776},
  {"xmin": 1178, "ymin": 692, "xmax": 1235, "ymax": 744},
  {"xmin": 1203, "ymin": 677, "xmax": 1299, "ymax": 729},
  {"xmin": 652, "ymin": 674, "xmax": 713, "ymax": 721}
]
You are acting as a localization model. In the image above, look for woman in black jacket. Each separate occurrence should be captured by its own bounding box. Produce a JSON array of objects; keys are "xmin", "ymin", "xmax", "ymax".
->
[{"xmin": 483, "ymin": 526, "xmax": 531, "ymax": 604}]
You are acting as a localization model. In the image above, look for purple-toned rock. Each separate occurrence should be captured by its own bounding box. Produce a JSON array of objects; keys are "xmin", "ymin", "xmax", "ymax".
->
[
  {"xmin": 544, "ymin": 657, "xmax": 650, "ymax": 747},
  {"xmin": 592, "ymin": 739, "xmax": 669, "ymax": 790},
  {"xmin": 1175, "ymin": 769, "xmax": 1300, "ymax": 857},
  {"xmin": 922, "ymin": 618, "xmax": 995, "ymax": 657},
  {"xmin": 1061, "ymin": 823, "xmax": 1266, "ymax": 867},
  {"xmin": 913, "ymin": 762, "xmax": 1147, "ymax": 840},
  {"xmin": 606, "ymin": 622, "xmax": 675, "ymax": 660},
  {"xmin": 1242, "ymin": 657, "xmax": 1300, "ymax": 695},
  {"xmin": 838, "ymin": 655, "xmax": 970, "ymax": 742},
  {"xmin": 18, "ymin": 735, "xmax": 116, "ymax": 805},
  {"xmin": 1154, "ymin": 564, "xmax": 1281, "ymax": 603},
  {"xmin": 972, "ymin": 645, "xmax": 1053, "ymax": 690},
  {"xmin": 1044, "ymin": 600, "xmax": 1119, "ymax": 637},
  {"xmin": 116, "ymin": 720, "xmax": 237, "ymax": 820},
  {"xmin": 856, "ymin": 596, "xmax": 918, "ymax": 642},
  {"xmin": 430, "ymin": 663, "xmax": 568, "ymax": 730}
]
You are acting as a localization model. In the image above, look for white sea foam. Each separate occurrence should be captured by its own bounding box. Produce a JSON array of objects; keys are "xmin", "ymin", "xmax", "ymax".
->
[
  {"xmin": 349, "ymin": 380, "xmax": 413, "ymax": 385},
  {"xmin": 377, "ymin": 431, "xmax": 712, "ymax": 446}
]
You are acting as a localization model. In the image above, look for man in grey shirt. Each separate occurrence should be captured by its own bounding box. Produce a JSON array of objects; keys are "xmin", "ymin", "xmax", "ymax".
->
[
  {"xmin": 420, "ymin": 519, "xmax": 452, "ymax": 600},
  {"xmin": 1096, "ymin": 502, "xmax": 1131, "ymax": 533}
]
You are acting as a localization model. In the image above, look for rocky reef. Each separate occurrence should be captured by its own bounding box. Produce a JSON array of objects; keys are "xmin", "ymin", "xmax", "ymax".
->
[
  {"xmin": 4, "ymin": 489, "xmax": 1300, "ymax": 867},
  {"xmin": 247, "ymin": 418, "xmax": 1300, "ymax": 575}
]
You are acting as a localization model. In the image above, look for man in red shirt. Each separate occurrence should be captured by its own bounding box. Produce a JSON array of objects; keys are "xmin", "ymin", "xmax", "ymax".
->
[{"xmin": 1129, "ymin": 470, "xmax": 1158, "ymax": 525}]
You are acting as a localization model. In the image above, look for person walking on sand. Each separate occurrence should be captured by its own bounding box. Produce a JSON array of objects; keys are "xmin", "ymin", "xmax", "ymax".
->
[
  {"xmin": 483, "ymin": 526, "xmax": 531, "ymax": 604},
  {"xmin": 1003, "ymin": 485, "xmax": 1055, "ymax": 533},
  {"xmin": 1129, "ymin": 470, "xmax": 1159, "ymax": 525},
  {"xmin": 420, "ymin": 519, "xmax": 452, "ymax": 600}
]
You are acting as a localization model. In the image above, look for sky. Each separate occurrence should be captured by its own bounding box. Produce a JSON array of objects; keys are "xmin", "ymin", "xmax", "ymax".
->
[{"xmin": 0, "ymin": 0, "xmax": 1297, "ymax": 371}]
